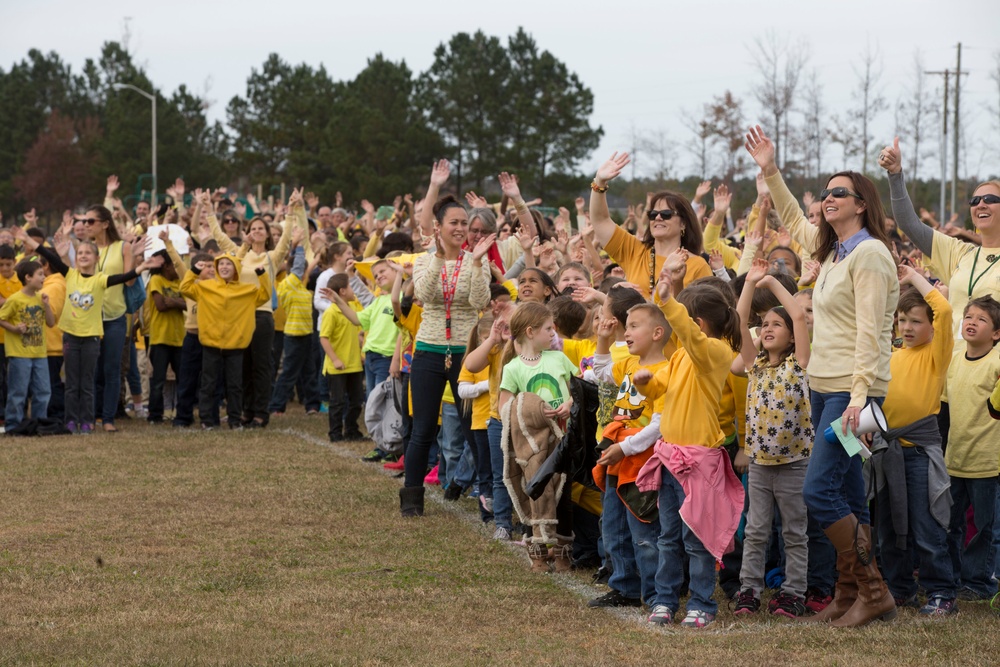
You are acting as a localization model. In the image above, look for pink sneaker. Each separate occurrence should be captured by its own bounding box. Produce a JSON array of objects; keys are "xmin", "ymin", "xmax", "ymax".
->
[
  {"xmin": 424, "ymin": 464, "xmax": 440, "ymax": 485},
  {"xmin": 384, "ymin": 456, "xmax": 405, "ymax": 471}
]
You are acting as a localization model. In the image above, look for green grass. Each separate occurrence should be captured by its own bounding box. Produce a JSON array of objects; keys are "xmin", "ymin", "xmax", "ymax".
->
[{"xmin": 0, "ymin": 415, "xmax": 996, "ymax": 665}]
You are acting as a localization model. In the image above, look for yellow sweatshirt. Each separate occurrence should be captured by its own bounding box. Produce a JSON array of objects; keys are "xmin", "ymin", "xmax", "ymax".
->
[
  {"xmin": 637, "ymin": 297, "xmax": 734, "ymax": 448},
  {"xmin": 179, "ymin": 254, "xmax": 270, "ymax": 350}
]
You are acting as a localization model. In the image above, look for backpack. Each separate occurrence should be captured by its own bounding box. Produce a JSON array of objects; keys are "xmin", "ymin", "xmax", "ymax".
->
[
  {"xmin": 5, "ymin": 418, "xmax": 72, "ymax": 437},
  {"xmin": 364, "ymin": 377, "xmax": 404, "ymax": 456}
]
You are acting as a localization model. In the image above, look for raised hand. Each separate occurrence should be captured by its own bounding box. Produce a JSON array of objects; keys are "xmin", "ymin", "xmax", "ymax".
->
[
  {"xmin": 173, "ymin": 178, "xmax": 185, "ymax": 198},
  {"xmin": 633, "ymin": 368, "xmax": 653, "ymax": 385},
  {"xmin": 695, "ymin": 180, "xmax": 712, "ymax": 200},
  {"xmin": 802, "ymin": 191, "xmax": 815, "ymax": 208},
  {"xmin": 713, "ymin": 184, "xmax": 732, "ymax": 213},
  {"xmin": 497, "ymin": 172, "xmax": 522, "ymax": 201},
  {"xmin": 759, "ymin": 194, "xmax": 773, "ymax": 224},
  {"xmin": 755, "ymin": 170, "xmax": 770, "ymax": 201},
  {"xmin": 745, "ymin": 125, "xmax": 777, "ymax": 175},
  {"xmin": 595, "ymin": 314, "xmax": 617, "ymax": 339},
  {"xmin": 304, "ymin": 191, "xmax": 319, "ymax": 211},
  {"xmin": 465, "ymin": 191, "xmax": 488, "ymax": 208},
  {"xmin": 799, "ymin": 259, "xmax": 821, "ymax": 285},
  {"xmin": 403, "ymin": 193, "xmax": 413, "ymax": 206},
  {"xmin": 291, "ymin": 224, "xmax": 306, "ymax": 247},
  {"xmin": 335, "ymin": 191, "xmax": 343, "ymax": 207},
  {"xmin": 777, "ymin": 226, "xmax": 792, "ymax": 248},
  {"xmin": 234, "ymin": 202, "xmax": 247, "ymax": 219},
  {"xmin": 574, "ymin": 197, "xmax": 586, "ymax": 212},
  {"xmin": 429, "ymin": 160, "xmax": 451, "ymax": 188},
  {"xmin": 879, "ymin": 136, "xmax": 902, "ymax": 175},
  {"xmin": 897, "ymin": 262, "xmax": 918, "ymax": 285},
  {"xmin": 709, "ymin": 249, "xmax": 725, "ymax": 271},
  {"xmin": 594, "ymin": 152, "xmax": 631, "ymax": 186},
  {"xmin": 106, "ymin": 174, "xmax": 120, "ymax": 195},
  {"xmin": 664, "ymin": 248, "xmax": 690, "ymax": 275},
  {"xmin": 746, "ymin": 257, "xmax": 770, "ymax": 284},
  {"xmin": 471, "ymin": 233, "xmax": 497, "ymax": 263},
  {"xmin": 513, "ymin": 228, "xmax": 535, "ymax": 253}
]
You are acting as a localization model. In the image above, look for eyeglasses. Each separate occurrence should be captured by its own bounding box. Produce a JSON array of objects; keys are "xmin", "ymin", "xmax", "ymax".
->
[
  {"xmin": 223, "ymin": 218, "xmax": 239, "ymax": 224},
  {"xmin": 969, "ymin": 194, "xmax": 1000, "ymax": 207},
  {"xmin": 819, "ymin": 187, "xmax": 863, "ymax": 201},
  {"xmin": 647, "ymin": 209, "xmax": 675, "ymax": 221},
  {"xmin": 77, "ymin": 218, "xmax": 99, "ymax": 225}
]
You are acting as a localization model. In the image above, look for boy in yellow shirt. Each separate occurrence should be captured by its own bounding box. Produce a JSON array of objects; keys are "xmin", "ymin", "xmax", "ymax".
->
[
  {"xmin": 877, "ymin": 265, "xmax": 956, "ymax": 615},
  {"xmin": 146, "ymin": 238, "xmax": 187, "ymax": 424},
  {"xmin": 38, "ymin": 251, "xmax": 66, "ymax": 422},
  {"xmin": 180, "ymin": 253, "xmax": 270, "ymax": 430},
  {"xmin": 319, "ymin": 273, "xmax": 363, "ymax": 442},
  {"xmin": 0, "ymin": 261, "xmax": 55, "ymax": 431},
  {"xmin": 0, "ymin": 245, "xmax": 24, "ymax": 423}
]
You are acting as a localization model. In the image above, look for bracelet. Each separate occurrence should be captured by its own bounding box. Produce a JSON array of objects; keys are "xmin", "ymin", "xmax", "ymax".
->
[{"xmin": 591, "ymin": 181, "xmax": 608, "ymax": 193}]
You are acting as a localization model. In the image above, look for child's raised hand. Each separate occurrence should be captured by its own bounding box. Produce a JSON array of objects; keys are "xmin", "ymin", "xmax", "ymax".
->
[
  {"xmin": 633, "ymin": 369, "xmax": 653, "ymax": 385},
  {"xmin": 595, "ymin": 314, "xmax": 617, "ymax": 339},
  {"xmin": 897, "ymin": 263, "xmax": 917, "ymax": 285},
  {"xmin": 746, "ymin": 257, "xmax": 770, "ymax": 285},
  {"xmin": 345, "ymin": 258, "xmax": 356, "ymax": 275},
  {"xmin": 799, "ymin": 259, "xmax": 820, "ymax": 285},
  {"xmin": 664, "ymin": 248, "xmax": 689, "ymax": 274},
  {"xmin": 708, "ymin": 248, "xmax": 725, "ymax": 271},
  {"xmin": 571, "ymin": 286, "xmax": 604, "ymax": 306}
]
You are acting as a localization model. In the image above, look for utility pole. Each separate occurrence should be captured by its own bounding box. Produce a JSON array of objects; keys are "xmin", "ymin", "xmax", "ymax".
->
[
  {"xmin": 952, "ymin": 42, "xmax": 962, "ymax": 219},
  {"xmin": 926, "ymin": 69, "xmax": 949, "ymax": 221}
]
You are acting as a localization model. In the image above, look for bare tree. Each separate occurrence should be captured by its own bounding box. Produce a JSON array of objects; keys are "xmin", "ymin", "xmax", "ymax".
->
[
  {"xmin": 991, "ymin": 50, "xmax": 1000, "ymax": 136},
  {"xmin": 637, "ymin": 128, "xmax": 677, "ymax": 186},
  {"xmin": 897, "ymin": 51, "xmax": 936, "ymax": 196},
  {"xmin": 850, "ymin": 40, "xmax": 888, "ymax": 174},
  {"xmin": 750, "ymin": 30, "xmax": 810, "ymax": 169},
  {"xmin": 681, "ymin": 107, "xmax": 714, "ymax": 179},
  {"xmin": 707, "ymin": 91, "xmax": 748, "ymax": 181},
  {"xmin": 798, "ymin": 73, "xmax": 824, "ymax": 179},
  {"xmin": 828, "ymin": 113, "xmax": 861, "ymax": 171}
]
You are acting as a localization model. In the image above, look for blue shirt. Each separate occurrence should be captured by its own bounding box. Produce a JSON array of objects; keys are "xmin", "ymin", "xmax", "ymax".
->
[{"xmin": 835, "ymin": 227, "xmax": 873, "ymax": 262}]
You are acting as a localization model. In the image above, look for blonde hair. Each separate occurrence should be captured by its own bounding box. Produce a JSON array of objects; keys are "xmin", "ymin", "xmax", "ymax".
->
[
  {"xmin": 461, "ymin": 314, "xmax": 494, "ymax": 417},
  {"xmin": 500, "ymin": 302, "xmax": 552, "ymax": 369}
]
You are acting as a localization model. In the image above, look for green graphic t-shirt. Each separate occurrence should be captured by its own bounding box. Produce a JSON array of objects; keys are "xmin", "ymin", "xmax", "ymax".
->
[{"xmin": 499, "ymin": 350, "xmax": 579, "ymax": 409}]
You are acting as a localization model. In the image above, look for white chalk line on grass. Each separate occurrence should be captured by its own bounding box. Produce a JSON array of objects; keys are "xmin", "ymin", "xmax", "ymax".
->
[{"xmin": 277, "ymin": 427, "xmax": 942, "ymax": 637}]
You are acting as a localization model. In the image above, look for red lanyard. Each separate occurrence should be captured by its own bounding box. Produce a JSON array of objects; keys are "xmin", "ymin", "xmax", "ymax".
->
[{"xmin": 441, "ymin": 253, "xmax": 464, "ymax": 369}]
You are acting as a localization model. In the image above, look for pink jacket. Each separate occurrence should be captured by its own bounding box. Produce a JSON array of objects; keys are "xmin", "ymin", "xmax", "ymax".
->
[{"xmin": 636, "ymin": 440, "xmax": 743, "ymax": 563}]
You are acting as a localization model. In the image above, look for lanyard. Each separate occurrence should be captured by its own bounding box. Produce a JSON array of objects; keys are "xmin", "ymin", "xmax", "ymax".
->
[
  {"xmin": 648, "ymin": 247, "xmax": 656, "ymax": 297},
  {"xmin": 967, "ymin": 247, "xmax": 1000, "ymax": 297},
  {"xmin": 441, "ymin": 253, "xmax": 464, "ymax": 370}
]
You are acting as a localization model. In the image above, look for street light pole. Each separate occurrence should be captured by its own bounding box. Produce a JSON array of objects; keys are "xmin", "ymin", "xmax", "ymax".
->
[{"xmin": 111, "ymin": 83, "xmax": 157, "ymax": 206}]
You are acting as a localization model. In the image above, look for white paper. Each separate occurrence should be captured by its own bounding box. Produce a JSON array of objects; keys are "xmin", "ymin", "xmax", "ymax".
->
[{"xmin": 144, "ymin": 224, "xmax": 191, "ymax": 257}]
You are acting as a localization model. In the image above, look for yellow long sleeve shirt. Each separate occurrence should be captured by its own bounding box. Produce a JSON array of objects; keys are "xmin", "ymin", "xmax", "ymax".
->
[
  {"xmin": 179, "ymin": 255, "xmax": 270, "ymax": 350},
  {"xmin": 702, "ymin": 221, "xmax": 742, "ymax": 271},
  {"xmin": 636, "ymin": 297, "xmax": 734, "ymax": 448},
  {"xmin": 945, "ymin": 348, "xmax": 1000, "ymax": 478}
]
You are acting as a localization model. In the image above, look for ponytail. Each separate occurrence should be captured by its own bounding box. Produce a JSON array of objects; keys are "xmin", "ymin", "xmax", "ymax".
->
[{"xmin": 676, "ymin": 281, "xmax": 742, "ymax": 352}]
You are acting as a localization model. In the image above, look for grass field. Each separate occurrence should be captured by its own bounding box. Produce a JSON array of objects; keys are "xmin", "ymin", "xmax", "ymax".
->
[{"xmin": 1, "ymin": 414, "xmax": 997, "ymax": 665}]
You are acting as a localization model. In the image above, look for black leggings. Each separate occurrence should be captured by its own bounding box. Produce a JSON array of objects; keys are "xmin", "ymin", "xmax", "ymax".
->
[
  {"xmin": 242, "ymin": 311, "xmax": 274, "ymax": 423},
  {"xmin": 403, "ymin": 350, "xmax": 463, "ymax": 488}
]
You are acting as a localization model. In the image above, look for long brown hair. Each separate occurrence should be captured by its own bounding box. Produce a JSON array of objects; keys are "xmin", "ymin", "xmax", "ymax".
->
[
  {"xmin": 676, "ymin": 281, "xmax": 742, "ymax": 352},
  {"xmin": 812, "ymin": 171, "xmax": 893, "ymax": 263},
  {"xmin": 461, "ymin": 314, "xmax": 494, "ymax": 417},
  {"xmin": 244, "ymin": 217, "xmax": 275, "ymax": 251},
  {"xmin": 642, "ymin": 191, "xmax": 703, "ymax": 255},
  {"xmin": 499, "ymin": 302, "xmax": 552, "ymax": 370},
  {"xmin": 87, "ymin": 205, "xmax": 122, "ymax": 243}
]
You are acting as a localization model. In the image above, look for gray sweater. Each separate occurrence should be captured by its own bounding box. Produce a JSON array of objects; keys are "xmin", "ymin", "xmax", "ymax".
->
[{"xmin": 889, "ymin": 172, "xmax": 934, "ymax": 257}]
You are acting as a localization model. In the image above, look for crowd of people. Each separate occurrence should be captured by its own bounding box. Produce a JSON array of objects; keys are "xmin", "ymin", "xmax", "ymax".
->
[{"xmin": 3, "ymin": 125, "xmax": 1000, "ymax": 630}]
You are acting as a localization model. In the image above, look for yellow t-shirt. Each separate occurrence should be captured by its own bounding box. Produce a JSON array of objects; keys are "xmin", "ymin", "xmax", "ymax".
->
[
  {"xmin": 602, "ymin": 226, "xmax": 712, "ymax": 300},
  {"xmin": 945, "ymin": 348, "xmax": 1000, "ymax": 478},
  {"xmin": 146, "ymin": 274, "xmax": 186, "ymax": 347},
  {"xmin": 60, "ymin": 270, "xmax": 112, "ymax": 338},
  {"xmin": 41, "ymin": 273, "xmax": 66, "ymax": 356},
  {"xmin": 96, "ymin": 240, "xmax": 127, "ymax": 320},
  {"xmin": 0, "ymin": 290, "xmax": 47, "ymax": 358},
  {"xmin": 458, "ymin": 365, "xmax": 491, "ymax": 430},
  {"xmin": 0, "ymin": 274, "xmax": 24, "ymax": 345},
  {"xmin": 883, "ymin": 289, "xmax": 953, "ymax": 445},
  {"xmin": 320, "ymin": 301, "xmax": 362, "ymax": 375},
  {"xmin": 928, "ymin": 234, "xmax": 1000, "ymax": 356},
  {"xmin": 562, "ymin": 337, "xmax": 597, "ymax": 372}
]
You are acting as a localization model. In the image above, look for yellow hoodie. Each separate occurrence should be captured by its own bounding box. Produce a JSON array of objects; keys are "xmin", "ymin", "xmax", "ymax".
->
[{"xmin": 179, "ymin": 253, "xmax": 270, "ymax": 350}]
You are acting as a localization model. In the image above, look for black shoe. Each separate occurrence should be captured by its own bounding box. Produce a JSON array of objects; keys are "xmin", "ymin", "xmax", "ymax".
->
[
  {"xmin": 587, "ymin": 590, "xmax": 642, "ymax": 608},
  {"xmin": 443, "ymin": 484, "xmax": 464, "ymax": 501},
  {"xmin": 399, "ymin": 486, "xmax": 425, "ymax": 518},
  {"xmin": 592, "ymin": 564, "xmax": 611, "ymax": 586}
]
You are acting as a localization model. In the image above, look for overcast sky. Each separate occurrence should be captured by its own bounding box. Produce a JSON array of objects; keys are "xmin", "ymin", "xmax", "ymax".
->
[{"xmin": 3, "ymin": 0, "xmax": 999, "ymax": 182}]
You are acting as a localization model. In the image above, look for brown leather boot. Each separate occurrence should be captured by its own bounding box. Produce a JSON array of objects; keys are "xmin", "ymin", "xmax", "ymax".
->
[
  {"xmin": 528, "ymin": 543, "xmax": 551, "ymax": 573},
  {"xmin": 801, "ymin": 515, "xmax": 859, "ymax": 623},
  {"xmin": 549, "ymin": 542, "xmax": 573, "ymax": 573},
  {"xmin": 832, "ymin": 524, "xmax": 897, "ymax": 628}
]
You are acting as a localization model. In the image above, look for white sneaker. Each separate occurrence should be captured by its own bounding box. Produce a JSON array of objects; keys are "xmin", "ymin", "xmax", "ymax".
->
[{"xmin": 492, "ymin": 527, "xmax": 511, "ymax": 541}]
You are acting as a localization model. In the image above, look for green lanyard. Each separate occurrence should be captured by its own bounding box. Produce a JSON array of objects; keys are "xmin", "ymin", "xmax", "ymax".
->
[{"xmin": 967, "ymin": 247, "xmax": 1000, "ymax": 297}]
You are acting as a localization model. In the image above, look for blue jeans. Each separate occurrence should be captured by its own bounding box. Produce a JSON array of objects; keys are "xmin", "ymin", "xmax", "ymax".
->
[
  {"xmin": 487, "ymin": 417, "xmax": 514, "ymax": 531},
  {"xmin": 126, "ymin": 337, "xmax": 141, "ymax": 396},
  {"xmin": 5, "ymin": 357, "xmax": 50, "ymax": 429},
  {"xmin": 626, "ymin": 500, "xmax": 660, "ymax": 604},
  {"xmin": 803, "ymin": 391, "xmax": 870, "ymax": 528},
  {"xmin": 877, "ymin": 445, "xmax": 955, "ymax": 599},
  {"xmin": 438, "ymin": 402, "xmax": 466, "ymax": 488},
  {"xmin": 268, "ymin": 334, "xmax": 316, "ymax": 412},
  {"xmin": 948, "ymin": 475, "xmax": 998, "ymax": 597},
  {"xmin": 603, "ymin": 479, "xmax": 656, "ymax": 601},
  {"xmin": 94, "ymin": 315, "xmax": 127, "ymax": 424},
  {"xmin": 655, "ymin": 470, "xmax": 718, "ymax": 614},
  {"xmin": 364, "ymin": 350, "xmax": 393, "ymax": 400}
]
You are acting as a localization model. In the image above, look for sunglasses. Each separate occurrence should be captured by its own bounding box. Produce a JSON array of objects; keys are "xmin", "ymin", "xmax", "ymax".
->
[
  {"xmin": 647, "ymin": 209, "xmax": 675, "ymax": 221},
  {"xmin": 223, "ymin": 218, "xmax": 239, "ymax": 224},
  {"xmin": 77, "ymin": 218, "xmax": 100, "ymax": 225},
  {"xmin": 969, "ymin": 194, "xmax": 1000, "ymax": 207},
  {"xmin": 819, "ymin": 187, "xmax": 863, "ymax": 201}
]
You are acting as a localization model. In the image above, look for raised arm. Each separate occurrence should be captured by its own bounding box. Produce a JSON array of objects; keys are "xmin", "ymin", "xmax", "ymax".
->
[
  {"xmin": 464, "ymin": 316, "xmax": 505, "ymax": 374},
  {"xmin": 735, "ymin": 259, "xmax": 766, "ymax": 372},
  {"xmin": 498, "ymin": 172, "xmax": 537, "ymax": 242},
  {"xmin": 745, "ymin": 127, "xmax": 818, "ymax": 253},
  {"xmin": 419, "ymin": 161, "xmax": 451, "ymax": 239},
  {"xmin": 758, "ymin": 273, "xmax": 810, "ymax": 369},
  {"xmin": 880, "ymin": 137, "xmax": 934, "ymax": 257},
  {"xmin": 589, "ymin": 152, "xmax": 631, "ymax": 248}
]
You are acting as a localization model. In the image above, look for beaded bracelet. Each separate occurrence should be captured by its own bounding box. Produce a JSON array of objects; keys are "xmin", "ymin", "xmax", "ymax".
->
[{"xmin": 591, "ymin": 181, "xmax": 608, "ymax": 193}]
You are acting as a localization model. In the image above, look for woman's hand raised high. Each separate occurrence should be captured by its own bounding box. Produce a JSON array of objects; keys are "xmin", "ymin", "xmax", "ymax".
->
[
  {"xmin": 744, "ymin": 125, "xmax": 778, "ymax": 176},
  {"xmin": 594, "ymin": 152, "xmax": 630, "ymax": 187},
  {"xmin": 878, "ymin": 137, "xmax": 902, "ymax": 175}
]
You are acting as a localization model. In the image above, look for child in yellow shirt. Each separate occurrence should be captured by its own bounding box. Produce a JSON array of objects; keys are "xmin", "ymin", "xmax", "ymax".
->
[
  {"xmin": 0, "ymin": 244, "xmax": 23, "ymax": 422},
  {"xmin": 319, "ymin": 273, "xmax": 363, "ymax": 442}
]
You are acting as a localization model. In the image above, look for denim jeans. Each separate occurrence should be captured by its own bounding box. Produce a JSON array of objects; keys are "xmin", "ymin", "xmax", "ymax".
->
[
  {"xmin": 126, "ymin": 336, "xmax": 142, "ymax": 397},
  {"xmin": 64, "ymin": 334, "xmax": 100, "ymax": 426},
  {"xmin": 5, "ymin": 356, "xmax": 50, "ymax": 429},
  {"xmin": 470, "ymin": 429, "xmax": 493, "ymax": 498},
  {"xmin": 148, "ymin": 344, "xmax": 182, "ymax": 422},
  {"xmin": 364, "ymin": 350, "xmax": 393, "ymax": 400},
  {"xmin": 655, "ymin": 470, "xmax": 718, "ymax": 614},
  {"xmin": 46, "ymin": 356, "xmax": 64, "ymax": 422},
  {"xmin": 268, "ymin": 334, "xmax": 315, "ymax": 412},
  {"xmin": 603, "ymin": 479, "xmax": 642, "ymax": 600},
  {"xmin": 806, "ymin": 514, "xmax": 837, "ymax": 595},
  {"xmin": 403, "ymin": 350, "xmax": 462, "ymax": 488},
  {"xmin": 94, "ymin": 315, "xmax": 127, "ymax": 424},
  {"xmin": 625, "ymin": 497, "xmax": 660, "ymax": 605},
  {"xmin": 803, "ymin": 391, "xmax": 871, "ymax": 528},
  {"xmin": 948, "ymin": 475, "xmax": 998, "ymax": 598},
  {"xmin": 487, "ymin": 417, "xmax": 514, "ymax": 531},
  {"xmin": 876, "ymin": 445, "xmax": 956, "ymax": 599},
  {"xmin": 438, "ymin": 402, "xmax": 466, "ymax": 488}
]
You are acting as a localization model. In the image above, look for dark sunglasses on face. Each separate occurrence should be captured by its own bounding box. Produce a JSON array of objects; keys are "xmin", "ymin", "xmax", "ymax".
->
[
  {"xmin": 820, "ymin": 187, "xmax": 863, "ymax": 201},
  {"xmin": 223, "ymin": 217, "xmax": 239, "ymax": 224},
  {"xmin": 647, "ymin": 209, "xmax": 675, "ymax": 221},
  {"xmin": 969, "ymin": 194, "xmax": 1000, "ymax": 207},
  {"xmin": 77, "ymin": 218, "xmax": 99, "ymax": 225}
]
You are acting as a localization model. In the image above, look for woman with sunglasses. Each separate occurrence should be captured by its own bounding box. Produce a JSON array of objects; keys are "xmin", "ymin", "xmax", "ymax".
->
[
  {"xmin": 746, "ymin": 124, "xmax": 899, "ymax": 628},
  {"xmin": 880, "ymin": 137, "xmax": 1000, "ymax": 347},
  {"xmin": 202, "ymin": 188, "xmax": 307, "ymax": 428},
  {"xmin": 80, "ymin": 205, "xmax": 135, "ymax": 432},
  {"xmin": 590, "ymin": 153, "xmax": 710, "ymax": 300}
]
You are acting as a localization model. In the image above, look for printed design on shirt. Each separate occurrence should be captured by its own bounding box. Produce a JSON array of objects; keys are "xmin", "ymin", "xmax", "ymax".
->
[
  {"xmin": 525, "ymin": 373, "xmax": 565, "ymax": 409},
  {"xmin": 579, "ymin": 354, "xmax": 595, "ymax": 374},
  {"xmin": 613, "ymin": 372, "xmax": 649, "ymax": 425},
  {"xmin": 160, "ymin": 285, "xmax": 182, "ymax": 300},
  {"xmin": 20, "ymin": 304, "xmax": 44, "ymax": 348},
  {"xmin": 69, "ymin": 291, "xmax": 95, "ymax": 313}
]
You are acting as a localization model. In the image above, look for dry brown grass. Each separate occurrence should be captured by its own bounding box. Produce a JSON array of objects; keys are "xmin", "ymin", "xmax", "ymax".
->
[{"xmin": 0, "ymin": 415, "xmax": 997, "ymax": 666}]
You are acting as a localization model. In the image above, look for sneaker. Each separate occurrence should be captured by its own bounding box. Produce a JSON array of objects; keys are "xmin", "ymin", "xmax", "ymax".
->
[
  {"xmin": 79, "ymin": 423, "xmax": 94, "ymax": 435},
  {"xmin": 647, "ymin": 605, "xmax": 674, "ymax": 626},
  {"xmin": 319, "ymin": 402, "xmax": 329, "ymax": 414},
  {"xmin": 957, "ymin": 587, "xmax": 993, "ymax": 601},
  {"xmin": 592, "ymin": 564, "xmax": 611, "ymax": 586},
  {"xmin": 361, "ymin": 448, "xmax": 388, "ymax": 462},
  {"xmin": 804, "ymin": 588, "xmax": 832, "ymax": 613},
  {"xmin": 65, "ymin": 420, "xmax": 77, "ymax": 434},
  {"xmin": 680, "ymin": 609, "xmax": 715, "ymax": 629},
  {"xmin": 770, "ymin": 592, "xmax": 807, "ymax": 618},
  {"xmin": 733, "ymin": 590, "xmax": 760, "ymax": 616},
  {"xmin": 587, "ymin": 590, "xmax": 643, "ymax": 608},
  {"xmin": 492, "ymin": 527, "xmax": 512, "ymax": 541},
  {"xmin": 383, "ymin": 456, "xmax": 405, "ymax": 471},
  {"xmin": 919, "ymin": 596, "xmax": 958, "ymax": 616},
  {"xmin": 443, "ymin": 484, "xmax": 464, "ymax": 501},
  {"xmin": 201, "ymin": 423, "xmax": 214, "ymax": 431},
  {"xmin": 479, "ymin": 495, "xmax": 494, "ymax": 513},
  {"xmin": 893, "ymin": 593, "xmax": 921, "ymax": 609}
]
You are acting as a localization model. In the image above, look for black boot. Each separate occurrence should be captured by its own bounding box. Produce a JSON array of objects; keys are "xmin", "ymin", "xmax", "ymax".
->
[{"xmin": 399, "ymin": 486, "xmax": 425, "ymax": 518}]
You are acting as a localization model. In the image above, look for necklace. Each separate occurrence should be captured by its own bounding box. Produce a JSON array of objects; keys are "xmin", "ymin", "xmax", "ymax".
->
[
  {"xmin": 648, "ymin": 247, "xmax": 656, "ymax": 297},
  {"xmin": 519, "ymin": 352, "xmax": 541, "ymax": 363},
  {"xmin": 440, "ymin": 253, "xmax": 464, "ymax": 369},
  {"xmin": 967, "ymin": 247, "xmax": 1000, "ymax": 297}
]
